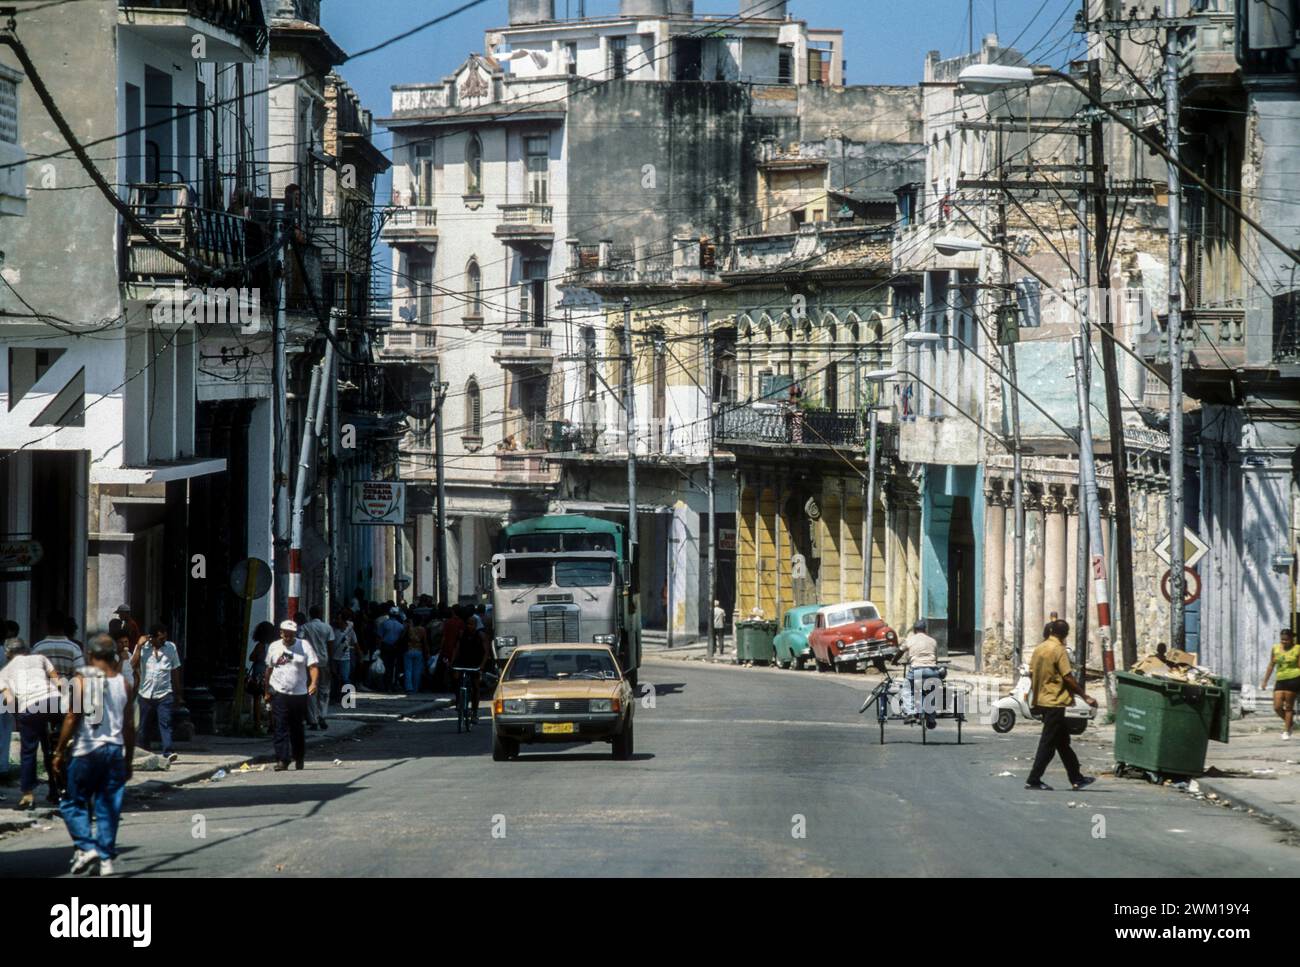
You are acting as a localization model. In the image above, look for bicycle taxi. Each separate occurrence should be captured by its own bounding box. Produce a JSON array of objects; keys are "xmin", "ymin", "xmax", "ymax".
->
[{"xmin": 858, "ymin": 664, "xmax": 974, "ymax": 744}]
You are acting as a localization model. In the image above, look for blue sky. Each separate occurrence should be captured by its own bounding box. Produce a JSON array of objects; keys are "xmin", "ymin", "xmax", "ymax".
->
[{"xmin": 321, "ymin": 0, "xmax": 1083, "ymax": 134}]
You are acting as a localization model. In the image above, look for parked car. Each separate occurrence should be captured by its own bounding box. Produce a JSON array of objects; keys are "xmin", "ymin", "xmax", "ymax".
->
[
  {"xmin": 773, "ymin": 604, "xmax": 821, "ymax": 669},
  {"xmin": 808, "ymin": 601, "xmax": 899, "ymax": 673},
  {"xmin": 490, "ymin": 643, "xmax": 635, "ymax": 761}
]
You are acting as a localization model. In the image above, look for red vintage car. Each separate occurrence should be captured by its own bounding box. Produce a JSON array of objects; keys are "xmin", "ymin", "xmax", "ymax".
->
[{"xmin": 808, "ymin": 600, "xmax": 899, "ymax": 673}]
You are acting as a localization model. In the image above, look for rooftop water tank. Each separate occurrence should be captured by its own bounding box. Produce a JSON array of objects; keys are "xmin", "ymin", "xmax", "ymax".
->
[
  {"xmin": 620, "ymin": 0, "xmax": 671, "ymax": 14},
  {"xmin": 509, "ymin": 0, "xmax": 555, "ymax": 25},
  {"xmin": 739, "ymin": 0, "xmax": 786, "ymax": 19}
]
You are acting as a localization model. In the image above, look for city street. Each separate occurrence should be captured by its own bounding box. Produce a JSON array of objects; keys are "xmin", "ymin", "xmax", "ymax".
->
[{"xmin": 2, "ymin": 658, "xmax": 1295, "ymax": 877}]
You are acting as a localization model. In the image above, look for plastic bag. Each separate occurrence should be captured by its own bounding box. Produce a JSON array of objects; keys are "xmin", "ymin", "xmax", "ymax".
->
[{"xmin": 367, "ymin": 653, "xmax": 386, "ymax": 689}]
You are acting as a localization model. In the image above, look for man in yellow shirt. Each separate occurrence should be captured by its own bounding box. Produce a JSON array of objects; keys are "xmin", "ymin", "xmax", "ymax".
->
[{"xmin": 1025, "ymin": 619, "xmax": 1098, "ymax": 791}]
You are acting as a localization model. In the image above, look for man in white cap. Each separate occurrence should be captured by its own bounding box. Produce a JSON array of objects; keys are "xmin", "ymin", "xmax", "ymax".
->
[{"xmin": 262, "ymin": 620, "xmax": 320, "ymax": 771}]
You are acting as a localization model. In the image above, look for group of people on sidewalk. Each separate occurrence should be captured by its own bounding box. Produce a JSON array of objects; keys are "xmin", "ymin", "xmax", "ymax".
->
[
  {"xmin": 0, "ymin": 602, "xmax": 173, "ymax": 876},
  {"xmin": 243, "ymin": 594, "xmax": 494, "ymax": 772}
]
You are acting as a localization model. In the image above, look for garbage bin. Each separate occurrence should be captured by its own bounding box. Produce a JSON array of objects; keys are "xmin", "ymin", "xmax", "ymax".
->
[
  {"xmin": 1113, "ymin": 671, "xmax": 1230, "ymax": 778},
  {"xmin": 735, "ymin": 620, "xmax": 777, "ymax": 665}
]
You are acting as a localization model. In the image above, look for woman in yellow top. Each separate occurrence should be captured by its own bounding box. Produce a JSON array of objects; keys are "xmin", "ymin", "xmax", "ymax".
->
[{"xmin": 1261, "ymin": 628, "xmax": 1300, "ymax": 739}]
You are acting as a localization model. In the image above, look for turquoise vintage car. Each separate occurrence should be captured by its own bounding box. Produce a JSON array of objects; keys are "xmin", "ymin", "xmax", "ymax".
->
[{"xmin": 773, "ymin": 605, "xmax": 822, "ymax": 670}]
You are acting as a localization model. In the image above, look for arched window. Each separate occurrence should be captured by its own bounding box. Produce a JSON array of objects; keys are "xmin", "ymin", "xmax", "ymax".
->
[
  {"xmin": 465, "ymin": 134, "xmax": 482, "ymax": 194},
  {"xmin": 466, "ymin": 377, "xmax": 482, "ymax": 437},
  {"xmin": 466, "ymin": 258, "xmax": 482, "ymax": 317}
]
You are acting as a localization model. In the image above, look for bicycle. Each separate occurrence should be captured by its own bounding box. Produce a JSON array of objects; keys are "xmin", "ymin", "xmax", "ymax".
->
[
  {"xmin": 453, "ymin": 666, "xmax": 481, "ymax": 733},
  {"xmin": 859, "ymin": 666, "xmax": 972, "ymax": 745}
]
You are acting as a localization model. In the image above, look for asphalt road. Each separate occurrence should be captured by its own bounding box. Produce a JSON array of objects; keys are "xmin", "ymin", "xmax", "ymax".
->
[{"xmin": 2, "ymin": 658, "xmax": 1297, "ymax": 877}]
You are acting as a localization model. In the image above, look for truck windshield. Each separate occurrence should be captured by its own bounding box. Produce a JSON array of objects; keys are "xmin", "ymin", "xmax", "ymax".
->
[
  {"xmin": 499, "ymin": 559, "xmax": 552, "ymax": 588},
  {"xmin": 555, "ymin": 559, "xmax": 614, "ymax": 588}
]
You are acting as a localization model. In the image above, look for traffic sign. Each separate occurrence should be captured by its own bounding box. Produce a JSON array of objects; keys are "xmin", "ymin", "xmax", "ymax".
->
[
  {"xmin": 1161, "ymin": 567, "xmax": 1201, "ymax": 605},
  {"xmin": 230, "ymin": 558, "xmax": 272, "ymax": 600},
  {"xmin": 1156, "ymin": 527, "xmax": 1210, "ymax": 571}
]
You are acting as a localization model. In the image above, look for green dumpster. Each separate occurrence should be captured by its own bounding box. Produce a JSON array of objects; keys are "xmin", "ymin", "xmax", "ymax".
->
[
  {"xmin": 735, "ymin": 620, "xmax": 777, "ymax": 665},
  {"xmin": 1114, "ymin": 671, "xmax": 1230, "ymax": 778}
]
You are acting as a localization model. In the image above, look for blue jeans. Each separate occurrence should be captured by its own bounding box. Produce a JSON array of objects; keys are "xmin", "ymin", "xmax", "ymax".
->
[
  {"xmin": 404, "ymin": 652, "xmax": 423, "ymax": 693},
  {"xmin": 17, "ymin": 711, "xmax": 61, "ymax": 796},
  {"xmin": 0, "ymin": 710, "xmax": 12, "ymax": 778},
  {"xmin": 901, "ymin": 666, "xmax": 946, "ymax": 718},
  {"xmin": 137, "ymin": 694, "xmax": 174, "ymax": 755},
  {"xmin": 60, "ymin": 744, "xmax": 127, "ymax": 860}
]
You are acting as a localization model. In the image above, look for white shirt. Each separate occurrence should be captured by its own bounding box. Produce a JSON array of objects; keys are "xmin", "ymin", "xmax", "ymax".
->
[
  {"xmin": 266, "ymin": 639, "xmax": 321, "ymax": 696},
  {"xmin": 136, "ymin": 641, "xmax": 182, "ymax": 700},
  {"xmin": 72, "ymin": 670, "xmax": 129, "ymax": 756},
  {"xmin": 0, "ymin": 653, "xmax": 62, "ymax": 714}
]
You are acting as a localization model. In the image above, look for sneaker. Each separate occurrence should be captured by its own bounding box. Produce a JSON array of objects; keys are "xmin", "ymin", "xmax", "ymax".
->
[
  {"xmin": 166, "ymin": 752, "xmax": 178, "ymax": 764},
  {"xmin": 1024, "ymin": 781, "xmax": 1054, "ymax": 791},
  {"xmin": 1072, "ymin": 776, "xmax": 1097, "ymax": 791},
  {"xmin": 97, "ymin": 857, "xmax": 115, "ymax": 877},
  {"xmin": 16, "ymin": 793, "xmax": 34, "ymax": 811},
  {"xmin": 69, "ymin": 849, "xmax": 99, "ymax": 875},
  {"xmin": 1282, "ymin": 732, "xmax": 1292, "ymax": 740}
]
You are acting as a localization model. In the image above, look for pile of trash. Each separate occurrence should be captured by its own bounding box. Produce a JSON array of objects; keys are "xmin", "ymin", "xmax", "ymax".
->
[{"xmin": 1128, "ymin": 644, "xmax": 1219, "ymax": 684}]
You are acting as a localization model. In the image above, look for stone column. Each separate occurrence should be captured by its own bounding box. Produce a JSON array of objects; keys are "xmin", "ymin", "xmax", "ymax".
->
[
  {"xmin": 1064, "ymin": 489, "xmax": 1080, "ymax": 638},
  {"xmin": 981, "ymin": 480, "xmax": 1007, "ymax": 670},
  {"xmin": 1024, "ymin": 485, "xmax": 1046, "ymax": 648},
  {"xmin": 890, "ymin": 494, "xmax": 910, "ymax": 626},
  {"xmin": 668, "ymin": 501, "xmax": 700, "ymax": 641},
  {"xmin": 1044, "ymin": 484, "xmax": 1068, "ymax": 623},
  {"xmin": 906, "ymin": 497, "xmax": 922, "ymax": 631}
]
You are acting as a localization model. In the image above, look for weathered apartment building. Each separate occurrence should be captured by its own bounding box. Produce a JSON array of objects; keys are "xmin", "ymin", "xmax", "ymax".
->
[
  {"xmin": 1133, "ymin": 0, "xmax": 1300, "ymax": 688},
  {"xmin": 0, "ymin": 1, "xmax": 391, "ymax": 698},
  {"xmin": 381, "ymin": 0, "xmax": 872, "ymax": 632}
]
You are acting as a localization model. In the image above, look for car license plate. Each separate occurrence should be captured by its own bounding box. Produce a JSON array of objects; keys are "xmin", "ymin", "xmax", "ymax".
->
[{"xmin": 541, "ymin": 722, "xmax": 575, "ymax": 735}]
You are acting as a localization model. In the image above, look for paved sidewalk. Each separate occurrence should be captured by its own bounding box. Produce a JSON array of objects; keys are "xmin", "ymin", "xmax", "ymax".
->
[{"xmin": 0, "ymin": 689, "xmax": 450, "ymax": 835}]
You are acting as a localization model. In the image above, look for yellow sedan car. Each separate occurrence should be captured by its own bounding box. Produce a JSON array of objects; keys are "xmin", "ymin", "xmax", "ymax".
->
[{"xmin": 491, "ymin": 644, "xmax": 635, "ymax": 761}]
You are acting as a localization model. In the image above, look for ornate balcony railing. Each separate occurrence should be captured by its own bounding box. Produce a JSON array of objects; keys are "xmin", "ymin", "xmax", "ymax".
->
[
  {"xmin": 119, "ymin": 1, "xmax": 268, "ymax": 51},
  {"xmin": 122, "ymin": 182, "xmax": 250, "ymax": 281},
  {"xmin": 716, "ymin": 404, "xmax": 866, "ymax": 447}
]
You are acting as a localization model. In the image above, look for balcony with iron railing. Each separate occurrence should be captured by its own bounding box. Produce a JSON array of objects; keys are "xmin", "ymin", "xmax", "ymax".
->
[
  {"xmin": 118, "ymin": 0, "xmax": 268, "ymax": 57},
  {"xmin": 716, "ymin": 402, "xmax": 868, "ymax": 449},
  {"xmin": 493, "ymin": 326, "xmax": 555, "ymax": 368},
  {"xmin": 380, "ymin": 206, "xmax": 438, "ymax": 246},
  {"xmin": 496, "ymin": 417, "xmax": 562, "ymax": 488},
  {"xmin": 121, "ymin": 182, "xmax": 253, "ymax": 284},
  {"xmin": 495, "ymin": 203, "xmax": 555, "ymax": 244}
]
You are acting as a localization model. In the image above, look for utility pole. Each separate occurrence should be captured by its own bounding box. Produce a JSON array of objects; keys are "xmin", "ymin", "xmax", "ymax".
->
[
  {"xmin": 1074, "ymin": 130, "xmax": 1091, "ymax": 684},
  {"xmin": 704, "ymin": 301, "xmax": 718, "ymax": 660},
  {"xmin": 995, "ymin": 133, "xmax": 1026, "ymax": 668},
  {"xmin": 273, "ymin": 216, "xmax": 289, "ymax": 619},
  {"xmin": 433, "ymin": 361, "xmax": 449, "ymax": 609},
  {"xmin": 288, "ymin": 310, "xmax": 339, "ymax": 618},
  {"xmin": 1164, "ymin": 0, "xmax": 1186, "ymax": 645},
  {"xmin": 1073, "ymin": 334, "xmax": 1118, "ymax": 707},
  {"xmin": 1088, "ymin": 55, "xmax": 1139, "ymax": 668},
  {"xmin": 622, "ymin": 297, "xmax": 638, "ymax": 582}
]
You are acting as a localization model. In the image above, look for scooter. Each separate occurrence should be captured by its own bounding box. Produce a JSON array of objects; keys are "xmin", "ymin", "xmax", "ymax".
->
[{"xmin": 991, "ymin": 664, "xmax": 1095, "ymax": 734}]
